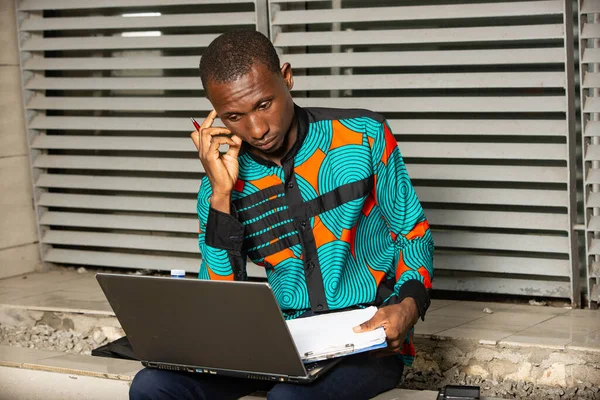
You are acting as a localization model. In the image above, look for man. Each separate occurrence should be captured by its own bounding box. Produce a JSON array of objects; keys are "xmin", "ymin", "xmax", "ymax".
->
[{"xmin": 130, "ymin": 30, "xmax": 434, "ymax": 400}]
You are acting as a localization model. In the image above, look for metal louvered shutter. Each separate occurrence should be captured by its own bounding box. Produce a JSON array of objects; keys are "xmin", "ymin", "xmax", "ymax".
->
[
  {"xmin": 580, "ymin": 0, "xmax": 600, "ymax": 307},
  {"xmin": 17, "ymin": 0, "xmax": 582, "ymax": 305},
  {"xmin": 17, "ymin": 0, "xmax": 268, "ymax": 278},
  {"xmin": 269, "ymin": 0, "xmax": 580, "ymax": 305}
]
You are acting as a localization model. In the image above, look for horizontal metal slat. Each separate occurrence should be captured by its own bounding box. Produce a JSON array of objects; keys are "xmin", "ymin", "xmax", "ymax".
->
[
  {"xmin": 435, "ymin": 253, "xmax": 569, "ymax": 277},
  {"xmin": 42, "ymin": 230, "xmax": 197, "ymax": 253},
  {"xmin": 32, "ymin": 136, "xmax": 192, "ymax": 152},
  {"xmin": 587, "ymin": 192, "xmax": 600, "ymax": 208},
  {"xmin": 36, "ymin": 174, "xmax": 198, "ymax": 193},
  {"xmin": 584, "ymin": 121, "xmax": 600, "ymax": 137},
  {"xmin": 584, "ymin": 97, "xmax": 600, "ymax": 113},
  {"xmin": 39, "ymin": 209, "xmax": 567, "ymax": 234},
  {"xmin": 582, "ymin": 48, "xmax": 600, "ymax": 64},
  {"xmin": 39, "ymin": 193, "xmax": 195, "ymax": 214},
  {"xmin": 274, "ymin": 24, "xmax": 564, "ymax": 47},
  {"xmin": 433, "ymin": 275, "xmax": 570, "ymax": 298},
  {"xmin": 585, "ymin": 144, "xmax": 600, "ymax": 161},
  {"xmin": 30, "ymin": 116, "xmax": 198, "ymax": 131},
  {"xmin": 409, "ymin": 164, "xmax": 567, "ymax": 183},
  {"xmin": 20, "ymin": 12, "xmax": 255, "ymax": 31},
  {"xmin": 22, "ymin": 48, "xmax": 564, "ymax": 71},
  {"xmin": 587, "ymin": 169, "xmax": 600, "ymax": 185},
  {"xmin": 32, "ymin": 155, "xmax": 566, "ymax": 183},
  {"xmin": 43, "ymin": 230, "xmax": 567, "ymax": 266},
  {"xmin": 582, "ymin": 23, "xmax": 600, "ymax": 39},
  {"xmin": 433, "ymin": 231, "xmax": 568, "ymax": 253},
  {"xmin": 583, "ymin": 72, "xmax": 600, "ymax": 89},
  {"xmin": 45, "ymin": 248, "xmax": 197, "ymax": 273},
  {"xmin": 23, "ymin": 56, "xmax": 199, "ymax": 71},
  {"xmin": 393, "ymin": 119, "xmax": 566, "ymax": 136},
  {"xmin": 587, "ymin": 238, "xmax": 600, "ymax": 255},
  {"xmin": 18, "ymin": 0, "xmax": 252, "ymax": 10},
  {"xmin": 31, "ymin": 136, "xmax": 568, "ymax": 161},
  {"xmin": 426, "ymin": 210, "xmax": 567, "ymax": 231},
  {"xmin": 29, "ymin": 116, "xmax": 567, "ymax": 137},
  {"xmin": 417, "ymin": 187, "xmax": 566, "ymax": 207},
  {"xmin": 27, "ymin": 96, "xmax": 568, "ymax": 113},
  {"xmin": 283, "ymin": 48, "xmax": 566, "ymax": 68},
  {"xmin": 37, "ymin": 187, "xmax": 566, "ymax": 214},
  {"xmin": 273, "ymin": 1, "xmax": 562, "ymax": 25},
  {"xmin": 400, "ymin": 142, "xmax": 567, "ymax": 160},
  {"xmin": 295, "ymin": 72, "xmax": 564, "ymax": 90},
  {"xmin": 33, "ymin": 155, "xmax": 204, "ymax": 173},
  {"xmin": 587, "ymin": 216, "xmax": 600, "ymax": 232},
  {"xmin": 582, "ymin": 0, "xmax": 600, "ymax": 13},
  {"xmin": 40, "ymin": 211, "xmax": 196, "ymax": 233},
  {"xmin": 21, "ymin": 34, "xmax": 219, "ymax": 51},
  {"xmin": 43, "ymin": 248, "xmax": 266, "ymax": 277},
  {"xmin": 25, "ymin": 72, "xmax": 566, "ymax": 91}
]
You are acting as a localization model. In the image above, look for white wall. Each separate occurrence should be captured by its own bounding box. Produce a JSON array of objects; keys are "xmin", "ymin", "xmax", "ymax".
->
[{"xmin": 0, "ymin": 1, "xmax": 40, "ymax": 278}]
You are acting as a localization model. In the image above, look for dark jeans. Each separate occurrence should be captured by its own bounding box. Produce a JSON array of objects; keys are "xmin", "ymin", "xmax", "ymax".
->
[{"xmin": 129, "ymin": 352, "xmax": 404, "ymax": 400}]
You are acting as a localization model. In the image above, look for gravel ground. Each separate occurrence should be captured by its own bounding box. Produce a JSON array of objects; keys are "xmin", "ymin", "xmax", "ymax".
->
[
  {"xmin": 0, "ymin": 323, "xmax": 110, "ymax": 356},
  {"xmin": 401, "ymin": 367, "xmax": 600, "ymax": 399}
]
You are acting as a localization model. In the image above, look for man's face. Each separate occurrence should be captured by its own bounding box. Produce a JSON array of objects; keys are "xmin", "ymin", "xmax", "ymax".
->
[{"xmin": 205, "ymin": 62, "xmax": 295, "ymax": 155}]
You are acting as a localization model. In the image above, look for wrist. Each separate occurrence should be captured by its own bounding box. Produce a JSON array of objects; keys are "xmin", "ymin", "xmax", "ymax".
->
[
  {"xmin": 399, "ymin": 297, "xmax": 419, "ymax": 325},
  {"xmin": 210, "ymin": 192, "xmax": 231, "ymax": 214}
]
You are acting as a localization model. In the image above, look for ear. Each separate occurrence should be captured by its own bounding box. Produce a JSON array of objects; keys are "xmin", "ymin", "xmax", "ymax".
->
[{"xmin": 280, "ymin": 62, "xmax": 294, "ymax": 91}]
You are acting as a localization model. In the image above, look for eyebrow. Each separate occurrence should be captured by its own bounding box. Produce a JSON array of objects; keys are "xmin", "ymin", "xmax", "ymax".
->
[{"xmin": 221, "ymin": 96, "xmax": 274, "ymax": 118}]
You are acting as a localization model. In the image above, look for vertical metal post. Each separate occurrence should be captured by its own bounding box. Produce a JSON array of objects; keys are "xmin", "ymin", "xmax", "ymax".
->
[
  {"xmin": 565, "ymin": 0, "xmax": 582, "ymax": 307},
  {"xmin": 14, "ymin": 0, "xmax": 50, "ymax": 271},
  {"xmin": 255, "ymin": 0, "xmax": 269, "ymax": 37},
  {"xmin": 330, "ymin": 0, "xmax": 341, "ymax": 98},
  {"xmin": 593, "ymin": 10, "xmax": 600, "ymax": 306}
]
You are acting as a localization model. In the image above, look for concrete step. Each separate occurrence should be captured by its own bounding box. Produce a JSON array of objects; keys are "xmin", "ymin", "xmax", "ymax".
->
[
  {"xmin": 2, "ymin": 304, "xmax": 600, "ymax": 398},
  {"xmin": 0, "ymin": 345, "xmax": 450, "ymax": 400}
]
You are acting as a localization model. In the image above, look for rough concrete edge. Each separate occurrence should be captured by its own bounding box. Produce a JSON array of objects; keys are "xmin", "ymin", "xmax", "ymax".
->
[
  {"xmin": 12, "ymin": 361, "xmax": 136, "ymax": 382},
  {"xmin": 1, "ymin": 304, "xmax": 115, "ymax": 317},
  {"xmin": 416, "ymin": 333, "xmax": 600, "ymax": 355}
]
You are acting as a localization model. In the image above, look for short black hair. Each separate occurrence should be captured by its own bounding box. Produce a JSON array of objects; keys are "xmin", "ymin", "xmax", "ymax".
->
[{"xmin": 199, "ymin": 30, "xmax": 281, "ymax": 92}]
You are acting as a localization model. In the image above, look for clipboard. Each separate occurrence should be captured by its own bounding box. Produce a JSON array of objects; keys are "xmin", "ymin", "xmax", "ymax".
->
[{"xmin": 286, "ymin": 307, "xmax": 388, "ymax": 363}]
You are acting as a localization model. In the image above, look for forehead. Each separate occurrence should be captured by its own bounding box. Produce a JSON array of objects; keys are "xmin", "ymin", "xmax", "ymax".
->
[{"xmin": 206, "ymin": 63, "xmax": 280, "ymax": 111}]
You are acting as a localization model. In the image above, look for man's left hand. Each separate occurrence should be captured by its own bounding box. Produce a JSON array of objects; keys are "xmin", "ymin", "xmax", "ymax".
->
[{"xmin": 353, "ymin": 298, "xmax": 420, "ymax": 355}]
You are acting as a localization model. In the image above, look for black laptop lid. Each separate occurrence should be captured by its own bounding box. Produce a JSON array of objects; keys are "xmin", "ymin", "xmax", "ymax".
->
[{"xmin": 96, "ymin": 274, "xmax": 307, "ymax": 377}]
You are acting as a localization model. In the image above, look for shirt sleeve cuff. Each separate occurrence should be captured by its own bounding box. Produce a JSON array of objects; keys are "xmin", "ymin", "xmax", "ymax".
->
[
  {"xmin": 389, "ymin": 279, "xmax": 431, "ymax": 321},
  {"xmin": 205, "ymin": 205, "xmax": 244, "ymax": 253}
]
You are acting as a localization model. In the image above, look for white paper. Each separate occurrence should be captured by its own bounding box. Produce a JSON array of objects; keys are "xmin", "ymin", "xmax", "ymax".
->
[{"xmin": 286, "ymin": 307, "xmax": 387, "ymax": 361}]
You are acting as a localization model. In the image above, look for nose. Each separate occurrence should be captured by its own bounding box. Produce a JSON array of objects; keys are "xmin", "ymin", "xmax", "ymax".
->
[{"xmin": 247, "ymin": 112, "xmax": 269, "ymax": 141}]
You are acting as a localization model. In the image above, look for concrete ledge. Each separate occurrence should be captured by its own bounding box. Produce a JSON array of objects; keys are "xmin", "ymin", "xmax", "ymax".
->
[{"xmin": 0, "ymin": 345, "xmax": 447, "ymax": 400}]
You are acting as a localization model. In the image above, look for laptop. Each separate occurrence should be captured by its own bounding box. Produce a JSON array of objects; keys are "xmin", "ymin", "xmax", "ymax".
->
[{"xmin": 96, "ymin": 273, "xmax": 340, "ymax": 383}]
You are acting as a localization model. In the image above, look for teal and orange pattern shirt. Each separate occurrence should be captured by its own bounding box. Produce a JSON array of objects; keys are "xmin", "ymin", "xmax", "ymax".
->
[{"xmin": 197, "ymin": 105, "xmax": 434, "ymax": 366}]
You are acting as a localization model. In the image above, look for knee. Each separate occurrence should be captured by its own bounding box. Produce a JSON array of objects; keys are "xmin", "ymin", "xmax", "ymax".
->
[
  {"xmin": 129, "ymin": 368, "xmax": 169, "ymax": 400},
  {"xmin": 267, "ymin": 384, "xmax": 306, "ymax": 400}
]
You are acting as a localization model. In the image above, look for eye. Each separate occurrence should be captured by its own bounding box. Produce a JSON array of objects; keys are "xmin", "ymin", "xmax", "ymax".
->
[
  {"xmin": 258, "ymin": 101, "xmax": 272, "ymax": 111},
  {"xmin": 228, "ymin": 114, "xmax": 241, "ymax": 122}
]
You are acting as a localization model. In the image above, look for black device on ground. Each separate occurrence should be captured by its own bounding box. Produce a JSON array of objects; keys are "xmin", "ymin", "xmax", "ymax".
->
[
  {"xmin": 437, "ymin": 385, "xmax": 481, "ymax": 400},
  {"xmin": 95, "ymin": 273, "xmax": 340, "ymax": 383}
]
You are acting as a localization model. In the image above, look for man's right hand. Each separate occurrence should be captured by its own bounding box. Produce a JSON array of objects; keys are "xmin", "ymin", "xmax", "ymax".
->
[{"xmin": 191, "ymin": 110, "xmax": 243, "ymax": 214}]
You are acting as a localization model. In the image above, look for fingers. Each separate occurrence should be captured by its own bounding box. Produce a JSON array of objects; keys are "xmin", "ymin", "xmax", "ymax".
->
[
  {"xmin": 199, "ymin": 127, "xmax": 229, "ymax": 158},
  {"xmin": 225, "ymin": 135, "xmax": 243, "ymax": 159},
  {"xmin": 353, "ymin": 310, "xmax": 386, "ymax": 333},
  {"xmin": 190, "ymin": 130, "xmax": 200, "ymax": 151},
  {"xmin": 201, "ymin": 109, "xmax": 218, "ymax": 130},
  {"xmin": 205, "ymin": 135, "xmax": 236, "ymax": 160}
]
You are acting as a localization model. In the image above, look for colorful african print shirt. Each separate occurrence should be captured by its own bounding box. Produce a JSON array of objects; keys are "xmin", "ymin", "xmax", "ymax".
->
[{"xmin": 196, "ymin": 105, "xmax": 434, "ymax": 366}]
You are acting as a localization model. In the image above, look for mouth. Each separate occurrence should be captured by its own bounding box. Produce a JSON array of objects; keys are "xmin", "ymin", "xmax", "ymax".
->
[{"xmin": 256, "ymin": 135, "xmax": 277, "ymax": 150}]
